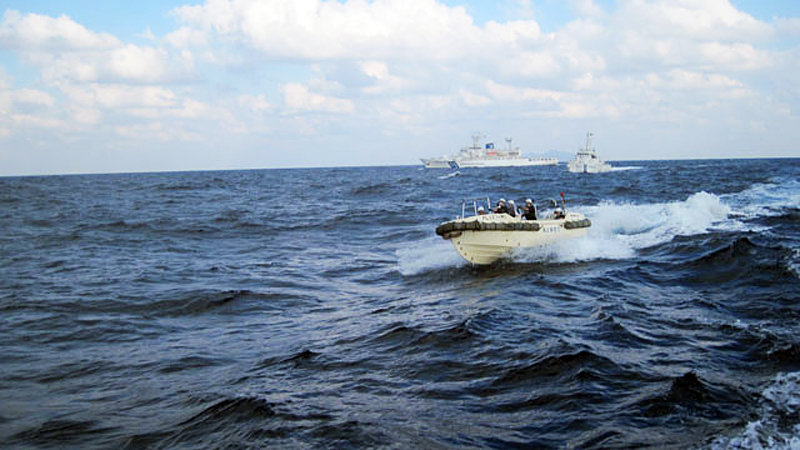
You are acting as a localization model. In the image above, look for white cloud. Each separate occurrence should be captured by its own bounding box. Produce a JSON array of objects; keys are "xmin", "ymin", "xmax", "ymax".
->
[
  {"xmin": 164, "ymin": 26, "xmax": 208, "ymax": 48},
  {"xmin": 237, "ymin": 94, "xmax": 270, "ymax": 113},
  {"xmin": 283, "ymin": 82, "xmax": 354, "ymax": 113},
  {"xmin": 0, "ymin": 10, "xmax": 119, "ymax": 50},
  {"xmin": 1, "ymin": 0, "xmax": 799, "ymax": 175},
  {"xmin": 12, "ymin": 88, "xmax": 54, "ymax": 106},
  {"xmin": 107, "ymin": 45, "xmax": 168, "ymax": 82},
  {"xmin": 173, "ymin": 0, "xmax": 511, "ymax": 61},
  {"xmin": 1, "ymin": 11, "xmax": 192, "ymax": 85},
  {"xmin": 617, "ymin": 0, "xmax": 773, "ymax": 42}
]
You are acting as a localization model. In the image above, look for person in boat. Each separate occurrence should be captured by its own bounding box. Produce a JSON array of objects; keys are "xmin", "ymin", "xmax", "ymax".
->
[
  {"xmin": 493, "ymin": 199, "xmax": 508, "ymax": 214},
  {"xmin": 507, "ymin": 200, "xmax": 517, "ymax": 217},
  {"xmin": 477, "ymin": 206, "xmax": 487, "ymax": 215},
  {"xmin": 522, "ymin": 198, "xmax": 537, "ymax": 220}
]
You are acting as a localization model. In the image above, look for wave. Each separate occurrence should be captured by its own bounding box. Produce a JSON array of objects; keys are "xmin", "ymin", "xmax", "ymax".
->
[
  {"xmin": 710, "ymin": 371, "xmax": 800, "ymax": 449},
  {"xmin": 516, "ymin": 191, "xmax": 732, "ymax": 264},
  {"xmin": 635, "ymin": 371, "xmax": 751, "ymax": 420},
  {"xmin": 397, "ymin": 191, "xmax": 735, "ymax": 272},
  {"xmin": 395, "ymin": 237, "xmax": 467, "ymax": 275},
  {"xmin": 437, "ymin": 171, "xmax": 460, "ymax": 180},
  {"xmin": 722, "ymin": 176, "xmax": 800, "ymax": 221}
]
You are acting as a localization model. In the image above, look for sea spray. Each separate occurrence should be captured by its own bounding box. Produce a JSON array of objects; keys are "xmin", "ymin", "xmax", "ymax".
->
[
  {"xmin": 514, "ymin": 191, "xmax": 732, "ymax": 263},
  {"xmin": 396, "ymin": 237, "xmax": 466, "ymax": 275}
]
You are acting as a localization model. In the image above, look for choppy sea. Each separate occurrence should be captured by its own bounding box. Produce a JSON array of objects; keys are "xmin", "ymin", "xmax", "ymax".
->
[{"xmin": 1, "ymin": 158, "xmax": 799, "ymax": 448}]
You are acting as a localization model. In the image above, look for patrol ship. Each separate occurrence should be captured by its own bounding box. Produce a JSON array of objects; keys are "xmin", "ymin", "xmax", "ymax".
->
[
  {"xmin": 567, "ymin": 132, "xmax": 613, "ymax": 173},
  {"xmin": 422, "ymin": 134, "xmax": 558, "ymax": 169}
]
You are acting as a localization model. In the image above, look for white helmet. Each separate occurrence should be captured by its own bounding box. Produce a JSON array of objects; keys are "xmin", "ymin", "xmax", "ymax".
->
[
  {"xmin": 508, "ymin": 200, "xmax": 515, "ymax": 204},
  {"xmin": 526, "ymin": 198, "xmax": 532, "ymax": 204},
  {"xmin": 499, "ymin": 198, "xmax": 506, "ymax": 203}
]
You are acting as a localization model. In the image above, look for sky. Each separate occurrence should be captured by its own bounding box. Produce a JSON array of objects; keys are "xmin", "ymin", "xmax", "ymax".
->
[{"xmin": 1, "ymin": 0, "xmax": 799, "ymax": 175}]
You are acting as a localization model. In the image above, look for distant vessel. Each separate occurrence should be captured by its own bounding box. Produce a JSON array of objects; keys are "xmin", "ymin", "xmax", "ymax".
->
[
  {"xmin": 422, "ymin": 134, "xmax": 558, "ymax": 169},
  {"xmin": 420, "ymin": 156, "xmax": 452, "ymax": 169},
  {"xmin": 435, "ymin": 194, "xmax": 591, "ymax": 265},
  {"xmin": 567, "ymin": 132, "xmax": 613, "ymax": 173}
]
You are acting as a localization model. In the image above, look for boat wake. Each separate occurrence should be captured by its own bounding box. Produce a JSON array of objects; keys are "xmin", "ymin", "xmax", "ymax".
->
[
  {"xmin": 398, "ymin": 177, "xmax": 799, "ymax": 273},
  {"xmin": 437, "ymin": 171, "xmax": 460, "ymax": 180},
  {"xmin": 400, "ymin": 191, "xmax": 733, "ymax": 272},
  {"xmin": 514, "ymin": 191, "xmax": 732, "ymax": 263},
  {"xmin": 608, "ymin": 166, "xmax": 642, "ymax": 172}
]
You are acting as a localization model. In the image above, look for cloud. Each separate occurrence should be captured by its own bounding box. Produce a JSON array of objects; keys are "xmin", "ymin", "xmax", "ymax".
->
[
  {"xmin": 616, "ymin": 0, "xmax": 773, "ymax": 42},
  {"xmin": 11, "ymin": 88, "xmax": 54, "ymax": 106},
  {"xmin": 0, "ymin": 10, "xmax": 119, "ymax": 50},
  {"xmin": 1, "ymin": 10, "xmax": 192, "ymax": 85},
  {"xmin": 283, "ymin": 82, "xmax": 354, "ymax": 113},
  {"xmin": 1, "ymin": 0, "xmax": 799, "ymax": 175},
  {"xmin": 173, "ymin": 0, "xmax": 484, "ymax": 61},
  {"xmin": 164, "ymin": 26, "xmax": 208, "ymax": 48}
]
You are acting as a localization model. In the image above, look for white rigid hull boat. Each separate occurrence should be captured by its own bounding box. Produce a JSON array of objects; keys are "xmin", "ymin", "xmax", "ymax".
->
[
  {"xmin": 436, "ymin": 210, "xmax": 591, "ymax": 265},
  {"xmin": 567, "ymin": 132, "xmax": 612, "ymax": 173}
]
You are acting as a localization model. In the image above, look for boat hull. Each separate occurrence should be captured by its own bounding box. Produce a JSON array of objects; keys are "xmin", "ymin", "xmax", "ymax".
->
[
  {"xmin": 566, "ymin": 161, "xmax": 612, "ymax": 173},
  {"xmin": 436, "ymin": 213, "xmax": 590, "ymax": 265}
]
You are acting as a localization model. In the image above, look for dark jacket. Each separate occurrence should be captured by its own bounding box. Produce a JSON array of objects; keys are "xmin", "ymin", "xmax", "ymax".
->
[{"xmin": 522, "ymin": 205, "xmax": 537, "ymax": 220}]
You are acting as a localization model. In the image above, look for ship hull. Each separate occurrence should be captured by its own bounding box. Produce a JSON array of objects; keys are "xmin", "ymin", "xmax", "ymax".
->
[
  {"xmin": 567, "ymin": 160, "xmax": 612, "ymax": 173},
  {"xmin": 454, "ymin": 158, "xmax": 558, "ymax": 168}
]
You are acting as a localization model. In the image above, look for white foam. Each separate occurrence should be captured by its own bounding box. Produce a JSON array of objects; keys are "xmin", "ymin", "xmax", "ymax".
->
[
  {"xmin": 396, "ymin": 237, "xmax": 466, "ymax": 276},
  {"xmin": 710, "ymin": 371, "xmax": 800, "ymax": 449},
  {"xmin": 608, "ymin": 166, "xmax": 643, "ymax": 171},
  {"xmin": 790, "ymin": 248, "xmax": 800, "ymax": 280},
  {"xmin": 722, "ymin": 177, "xmax": 800, "ymax": 220},
  {"xmin": 398, "ymin": 178, "xmax": 798, "ymax": 270},
  {"xmin": 514, "ymin": 191, "xmax": 731, "ymax": 264}
]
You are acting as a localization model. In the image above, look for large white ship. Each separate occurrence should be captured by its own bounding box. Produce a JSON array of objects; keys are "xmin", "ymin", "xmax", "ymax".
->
[
  {"xmin": 567, "ymin": 132, "xmax": 613, "ymax": 173},
  {"xmin": 421, "ymin": 134, "xmax": 558, "ymax": 169}
]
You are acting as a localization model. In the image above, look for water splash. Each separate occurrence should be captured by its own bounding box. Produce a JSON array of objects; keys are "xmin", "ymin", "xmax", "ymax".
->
[
  {"xmin": 397, "ymin": 181, "xmax": 799, "ymax": 270},
  {"xmin": 711, "ymin": 371, "xmax": 800, "ymax": 449},
  {"xmin": 515, "ymin": 191, "xmax": 731, "ymax": 263},
  {"xmin": 722, "ymin": 177, "xmax": 800, "ymax": 220},
  {"xmin": 396, "ymin": 238, "xmax": 466, "ymax": 276}
]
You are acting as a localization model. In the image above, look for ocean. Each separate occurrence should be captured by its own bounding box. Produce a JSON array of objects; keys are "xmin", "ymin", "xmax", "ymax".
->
[{"xmin": 1, "ymin": 159, "xmax": 798, "ymax": 448}]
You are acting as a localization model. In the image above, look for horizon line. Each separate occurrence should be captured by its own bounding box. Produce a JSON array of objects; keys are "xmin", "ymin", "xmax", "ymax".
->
[{"xmin": 2, "ymin": 155, "xmax": 798, "ymax": 178}]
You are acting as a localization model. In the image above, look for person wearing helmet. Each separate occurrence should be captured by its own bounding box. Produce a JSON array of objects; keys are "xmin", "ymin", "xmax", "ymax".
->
[
  {"xmin": 477, "ymin": 206, "xmax": 487, "ymax": 215},
  {"xmin": 507, "ymin": 199, "xmax": 517, "ymax": 217},
  {"xmin": 493, "ymin": 198, "xmax": 508, "ymax": 214},
  {"xmin": 522, "ymin": 198, "xmax": 537, "ymax": 220}
]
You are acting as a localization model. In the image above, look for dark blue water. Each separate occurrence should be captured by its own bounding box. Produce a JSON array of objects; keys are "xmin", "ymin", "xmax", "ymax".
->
[{"xmin": 1, "ymin": 159, "xmax": 799, "ymax": 448}]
